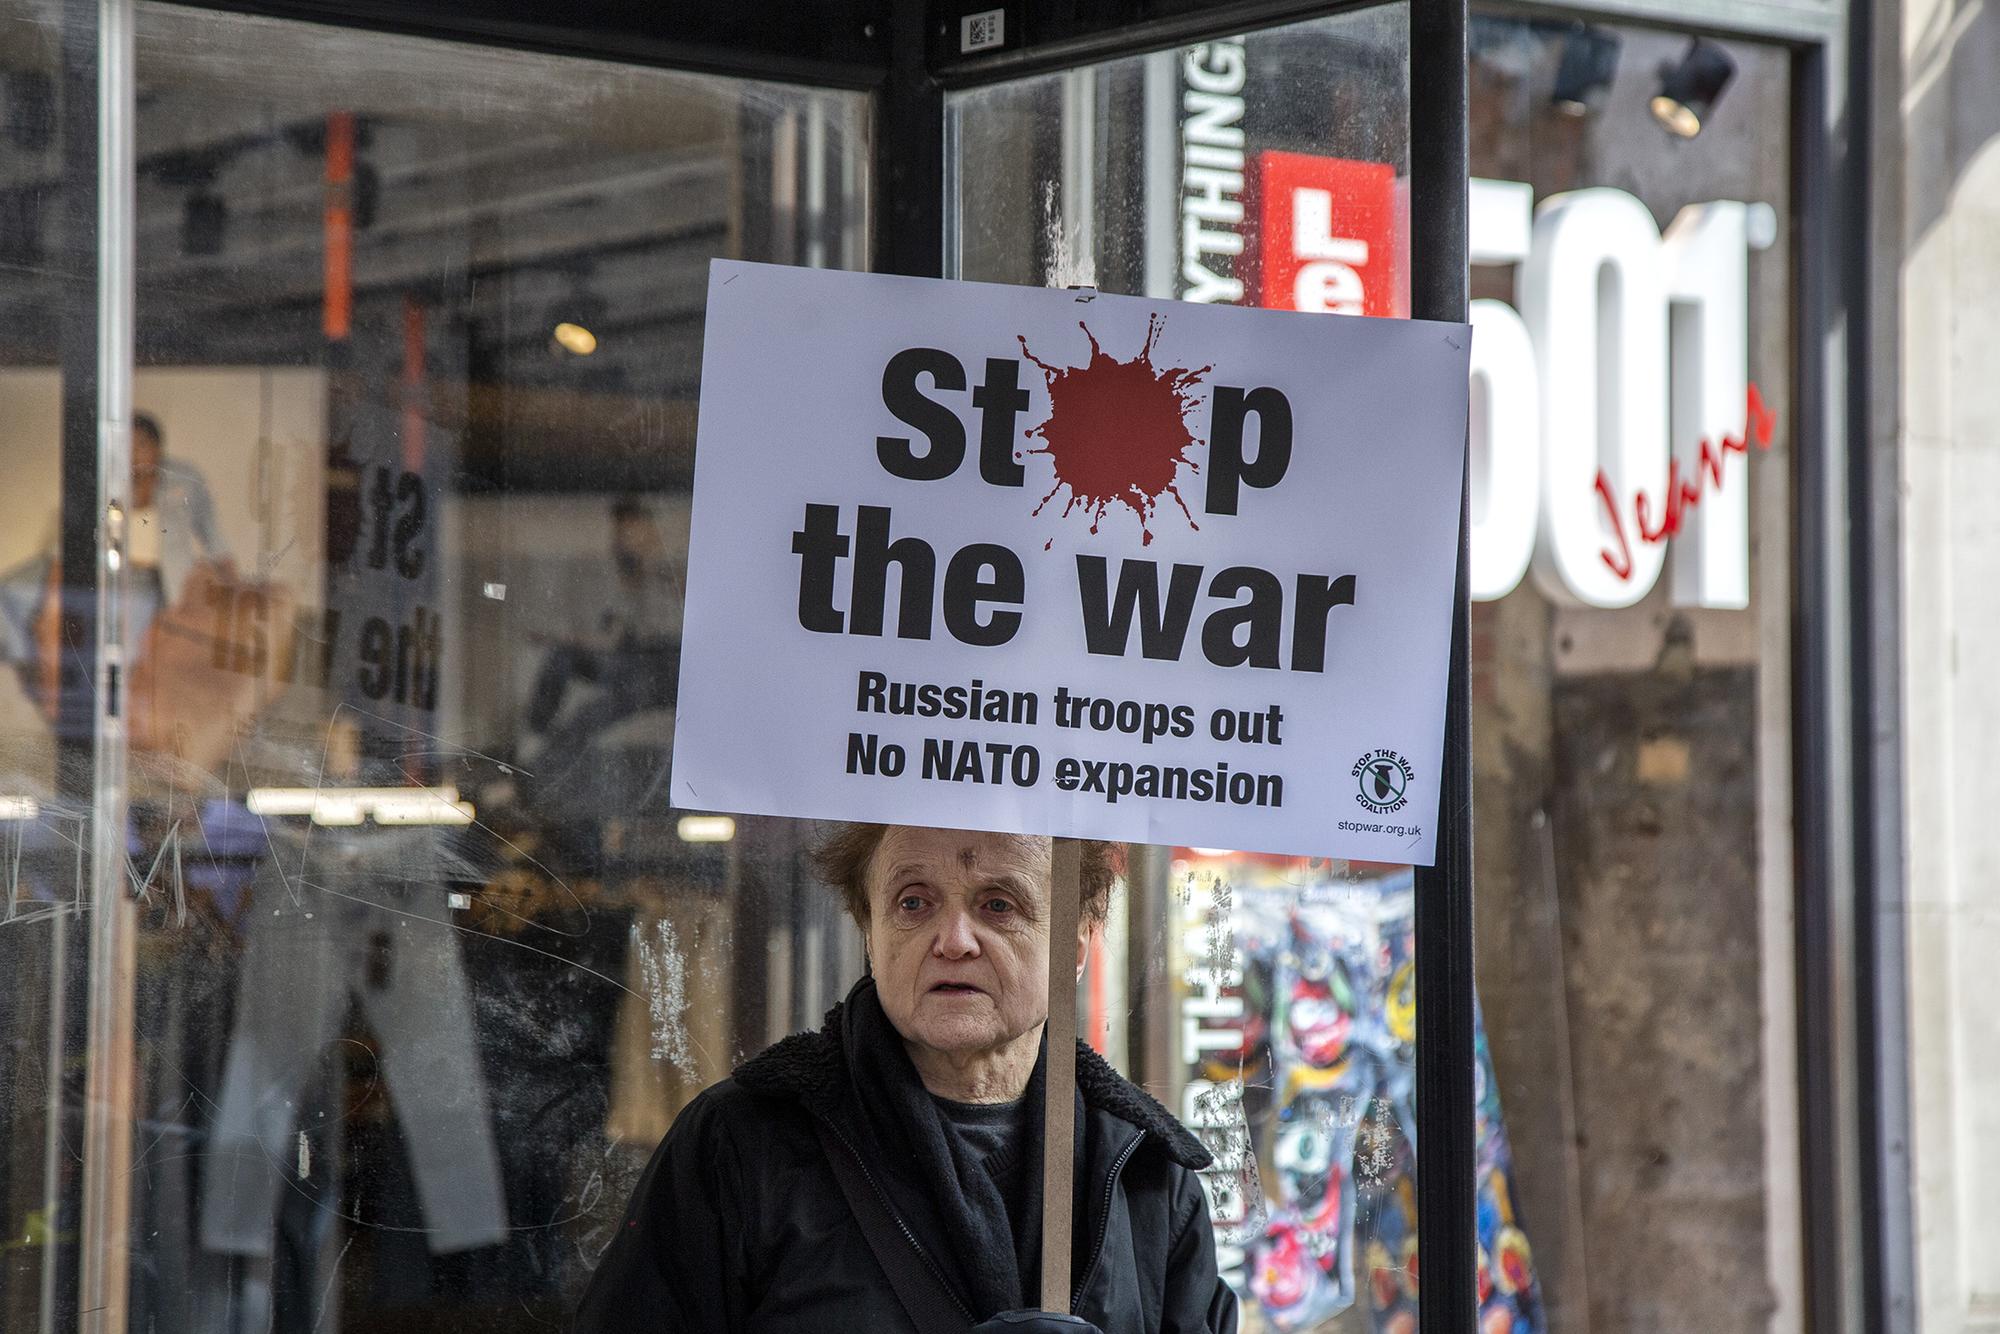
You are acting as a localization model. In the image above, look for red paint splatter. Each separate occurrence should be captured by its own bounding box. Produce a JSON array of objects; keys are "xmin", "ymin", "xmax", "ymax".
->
[
  {"xmin": 1596, "ymin": 383, "xmax": 1777, "ymax": 580},
  {"xmin": 1017, "ymin": 315, "xmax": 1211, "ymax": 547}
]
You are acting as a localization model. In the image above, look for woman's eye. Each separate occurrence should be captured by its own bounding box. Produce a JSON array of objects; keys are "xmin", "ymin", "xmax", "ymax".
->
[
  {"xmin": 897, "ymin": 895, "xmax": 926, "ymax": 913},
  {"xmin": 984, "ymin": 898, "xmax": 1013, "ymax": 914}
]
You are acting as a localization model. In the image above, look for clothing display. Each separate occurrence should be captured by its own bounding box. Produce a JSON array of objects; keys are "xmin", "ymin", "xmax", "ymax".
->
[
  {"xmin": 1186, "ymin": 864, "xmax": 1545, "ymax": 1334},
  {"xmin": 523, "ymin": 552, "xmax": 681, "ymax": 771},
  {"xmin": 449, "ymin": 890, "xmax": 628, "ymax": 1302},
  {"xmin": 131, "ymin": 886, "xmax": 247, "ymax": 1333},
  {"xmin": 200, "ymin": 822, "xmax": 508, "ymax": 1258}
]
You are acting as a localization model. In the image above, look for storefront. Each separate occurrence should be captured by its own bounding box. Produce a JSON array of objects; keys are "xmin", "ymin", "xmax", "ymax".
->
[{"xmin": 0, "ymin": 1, "xmax": 1905, "ymax": 1332}]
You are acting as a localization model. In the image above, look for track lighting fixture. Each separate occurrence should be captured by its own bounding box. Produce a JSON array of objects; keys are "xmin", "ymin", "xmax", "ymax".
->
[{"xmin": 1651, "ymin": 38, "xmax": 1736, "ymax": 138}]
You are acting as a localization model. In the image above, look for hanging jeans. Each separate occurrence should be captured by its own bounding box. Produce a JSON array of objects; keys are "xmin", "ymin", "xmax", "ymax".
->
[{"xmin": 200, "ymin": 823, "xmax": 508, "ymax": 1258}]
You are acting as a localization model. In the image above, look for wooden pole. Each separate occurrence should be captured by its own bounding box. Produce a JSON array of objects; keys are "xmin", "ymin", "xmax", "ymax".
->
[{"xmin": 1039, "ymin": 839, "xmax": 1082, "ymax": 1313}]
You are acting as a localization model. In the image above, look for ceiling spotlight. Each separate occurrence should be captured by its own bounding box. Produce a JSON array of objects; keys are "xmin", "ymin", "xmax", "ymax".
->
[
  {"xmin": 545, "ymin": 279, "xmax": 608, "ymax": 359},
  {"xmin": 1551, "ymin": 25, "xmax": 1621, "ymax": 117},
  {"xmin": 1651, "ymin": 38, "xmax": 1736, "ymax": 138},
  {"xmin": 551, "ymin": 321, "xmax": 597, "ymax": 356}
]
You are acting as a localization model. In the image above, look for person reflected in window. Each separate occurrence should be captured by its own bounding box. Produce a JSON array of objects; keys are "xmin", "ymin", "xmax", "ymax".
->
[
  {"xmin": 577, "ymin": 825, "xmax": 1238, "ymax": 1334},
  {"xmin": 4, "ymin": 412, "xmax": 231, "ymax": 718},
  {"xmin": 129, "ymin": 411, "xmax": 229, "ymax": 581},
  {"xmin": 522, "ymin": 494, "xmax": 679, "ymax": 768},
  {"xmin": 127, "ymin": 410, "xmax": 230, "ymax": 634}
]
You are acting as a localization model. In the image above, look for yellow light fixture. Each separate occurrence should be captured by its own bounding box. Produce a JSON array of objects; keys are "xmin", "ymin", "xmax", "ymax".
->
[
  {"xmin": 677, "ymin": 815, "xmax": 736, "ymax": 844},
  {"xmin": 552, "ymin": 321, "xmax": 598, "ymax": 356},
  {"xmin": 246, "ymin": 785, "xmax": 473, "ymax": 826},
  {"xmin": 1649, "ymin": 94, "xmax": 1702, "ymax": 138},
  {"xmin": 1650, "ymin": 38, "xmax": 1735, "ymax": 140}
]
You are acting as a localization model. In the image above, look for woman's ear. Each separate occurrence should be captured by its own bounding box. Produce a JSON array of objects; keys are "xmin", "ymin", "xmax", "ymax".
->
[{"xmin": 1075, "ymin": 919, "xmax": 1101, "ymax": 980}]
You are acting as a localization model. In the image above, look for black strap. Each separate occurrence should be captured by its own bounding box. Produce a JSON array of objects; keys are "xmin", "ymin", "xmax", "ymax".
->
[{"xmin": 811, "ymin": 1118, "xmax": 974, "ymax": 1334}]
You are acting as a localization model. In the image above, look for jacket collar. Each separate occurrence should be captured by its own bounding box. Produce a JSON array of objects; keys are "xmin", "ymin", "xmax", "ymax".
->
[{"xmin": 734, "ymin": 980, "xmax": 1212, "ymax": 1172}]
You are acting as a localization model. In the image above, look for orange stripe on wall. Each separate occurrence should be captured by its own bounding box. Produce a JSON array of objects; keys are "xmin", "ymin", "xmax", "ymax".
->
[
  {"xmin": 323, "ymin": 111, "xmax": 354, "ymax": 341},
  {"xmin": 401, "ymin": 295, "xmax": 426, "ymax": 474}
]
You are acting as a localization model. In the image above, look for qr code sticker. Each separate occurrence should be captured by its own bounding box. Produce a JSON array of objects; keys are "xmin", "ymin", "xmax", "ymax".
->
[{"xmin": 961, "ymin": 9, "xmax": 1005, "ymax": 53}]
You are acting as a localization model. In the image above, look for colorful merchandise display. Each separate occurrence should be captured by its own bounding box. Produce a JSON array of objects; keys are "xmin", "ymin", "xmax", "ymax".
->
[{"xmin": 1174, "ymin": 856, "xmax": 1545, "ymax": 1334}]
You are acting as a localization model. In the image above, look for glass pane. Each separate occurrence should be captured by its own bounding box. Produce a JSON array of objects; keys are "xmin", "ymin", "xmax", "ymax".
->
[
  {"xmin": 1, "ymin": 4, "xmax": 92, "ymax": 1330},
  {"xmin": 1464, "ymin": 19, "xmax": 1798, "ymax": 1334},
  {"xmin": 948, "ymin": 15, "xmax": 1480, "ymax": 1334},
  {"xmin": 29, "ymin": 7, "xmax": 867, "ymax": 1330}
]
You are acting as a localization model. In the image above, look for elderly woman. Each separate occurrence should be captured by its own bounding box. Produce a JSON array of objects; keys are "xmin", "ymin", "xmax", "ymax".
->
[{"xmin": 577, "ymin": 825, "xmax": 1237, "ymax": 1333}]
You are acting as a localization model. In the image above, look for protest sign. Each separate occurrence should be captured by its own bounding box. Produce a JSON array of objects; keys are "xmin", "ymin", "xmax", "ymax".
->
[{"xmin": 671, "ymin": 260, "xmax": 1469, "ymax": 865}]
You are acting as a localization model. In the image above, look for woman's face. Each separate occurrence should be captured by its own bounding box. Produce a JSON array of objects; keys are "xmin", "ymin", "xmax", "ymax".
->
[{"xmin": 865, "ymin": 827, "xmax": 1083, "ymax": 1059}]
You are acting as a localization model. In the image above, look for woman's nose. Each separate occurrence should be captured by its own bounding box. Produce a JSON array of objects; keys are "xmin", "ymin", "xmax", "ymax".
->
[{"xmin": 933, "ymin": 907, "xmax": 981, "ymax": 958}]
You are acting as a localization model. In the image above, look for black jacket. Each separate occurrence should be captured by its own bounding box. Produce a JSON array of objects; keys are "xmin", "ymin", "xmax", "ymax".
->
[{"xmin": 576, "ymin": 980, "xmax": 1239, "ymax": 1333}]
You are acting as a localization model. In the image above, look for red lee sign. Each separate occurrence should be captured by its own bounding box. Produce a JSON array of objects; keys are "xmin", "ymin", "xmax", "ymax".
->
[{"xmin": 1248, "ymin": 151, "xmax": 1408, "ymax": 319}]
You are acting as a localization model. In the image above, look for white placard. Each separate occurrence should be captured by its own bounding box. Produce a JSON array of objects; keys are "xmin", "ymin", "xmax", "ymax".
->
[{"xmin": 670, "ymin": 260, "xmax": 1469, "ymax": 865}]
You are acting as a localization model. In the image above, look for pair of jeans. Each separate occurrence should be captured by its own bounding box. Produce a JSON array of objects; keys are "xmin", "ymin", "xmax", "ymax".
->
[{"xmin": 200, "ymin": 823, "xmax": 507, "ymax": 1258}]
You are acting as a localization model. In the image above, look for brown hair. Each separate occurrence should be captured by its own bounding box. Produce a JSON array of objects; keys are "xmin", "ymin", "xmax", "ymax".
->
[{"xmin": 812, "ymin": 824, "xmax": 1120, "ymax": 928}]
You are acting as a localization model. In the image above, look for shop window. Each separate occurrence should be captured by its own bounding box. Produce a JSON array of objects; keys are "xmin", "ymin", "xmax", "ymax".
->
[
  {"xmin": 950, "ymin": 12, "xmax": 1800, "ymax": 1334},
  {"xmin": 2, "ymin": 5, "xmax": 867, "ymax": 1328},
  {"xmin": 949, "ymin": 13, "xmax": 1471, "ymax": 1332},
  {"xmin": 1465, "ymin": 21, "xmax": 1798, "ymax": 1334}
]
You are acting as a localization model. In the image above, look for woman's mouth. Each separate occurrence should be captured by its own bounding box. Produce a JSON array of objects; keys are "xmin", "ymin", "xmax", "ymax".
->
[{"xmin": 929, "ymin": 981, "xmax": 984, "ymax": 996}]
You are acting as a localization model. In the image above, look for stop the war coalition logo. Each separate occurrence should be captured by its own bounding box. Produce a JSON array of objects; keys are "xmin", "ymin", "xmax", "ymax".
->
[
  {"xmin": 670, "ymin": 261, "xmax": 1469, "ymax": 864},
  {"xmin": 1351, "ymin": 749, "xmax": 1413, "ymax": 815}
]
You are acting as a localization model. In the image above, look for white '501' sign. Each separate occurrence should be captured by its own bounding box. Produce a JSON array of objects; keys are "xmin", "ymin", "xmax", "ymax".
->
[{"xmin": 1468, "ymin": 180, "xmax": 1777, "ymax": 610}]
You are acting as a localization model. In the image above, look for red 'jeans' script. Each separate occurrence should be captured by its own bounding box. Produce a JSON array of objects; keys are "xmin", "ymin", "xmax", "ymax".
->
[{"xmin": 1596, "ymin": 384, "xmax": 1777, "ymax": 581}]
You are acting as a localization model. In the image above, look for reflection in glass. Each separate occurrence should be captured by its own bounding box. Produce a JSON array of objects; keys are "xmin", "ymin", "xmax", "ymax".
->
[
  {"xmin": 0, "ymin": 5, "xmax": 94, "ymax": 1331},
  {"xmin": 952, "ymin": 13, "xmax": 1800, "ymax": 1334},
  {"xmin": 1467, "ymin": 17, "xmax": 1798, "ymax": 1334},
  {"xmin": 942, "ymin": 15, "xmax": 1518, "ymax": 1333},
  {"xmin": 6, "ymin": 5, "xmax": 868, "ymax": 1329}
]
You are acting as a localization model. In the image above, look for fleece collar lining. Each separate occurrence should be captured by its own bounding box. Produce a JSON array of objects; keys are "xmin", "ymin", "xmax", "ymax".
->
[{"xmin": 734, "ymin": 989, "xmax": 1212, "ymax": 1172}]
